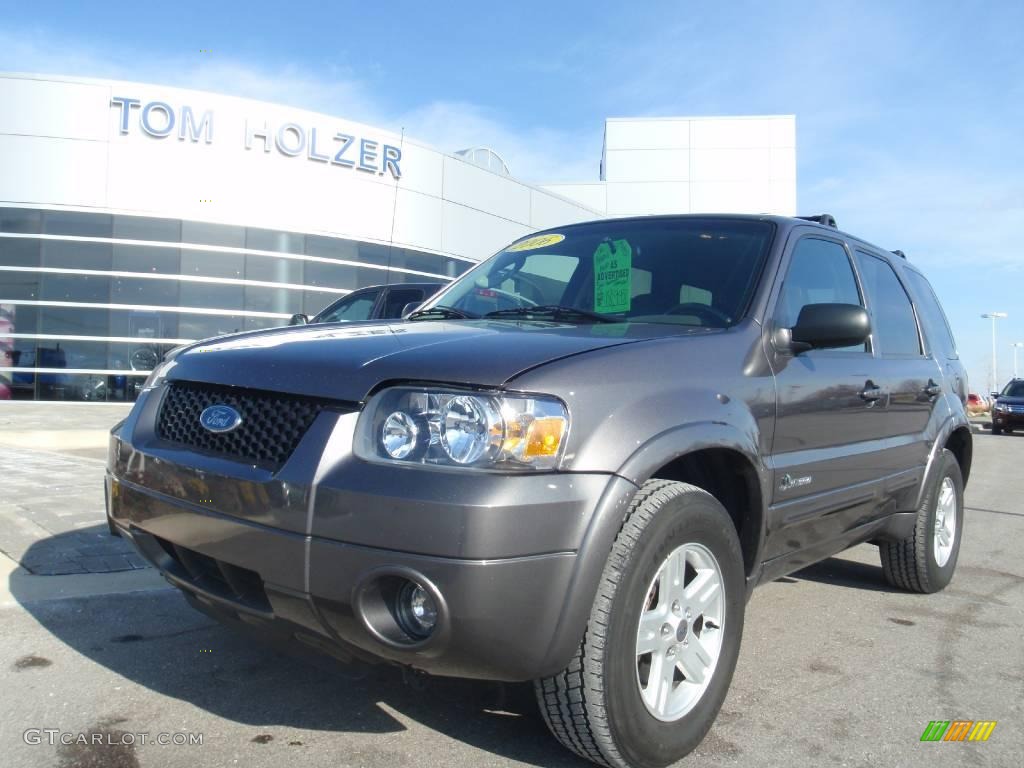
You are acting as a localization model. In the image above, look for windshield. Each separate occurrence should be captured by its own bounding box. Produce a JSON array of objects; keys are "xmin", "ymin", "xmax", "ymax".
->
[
  {"xmin": 315, "ymin": 289, "xmax": 380, "ymax": 323},
  {"xmin": 1001, "ymin": 381, "xmax": 1024, "ymax": 398},
  {"xmin": 425, "ymin": 218, "xmax": 775, "ymax": 327}
]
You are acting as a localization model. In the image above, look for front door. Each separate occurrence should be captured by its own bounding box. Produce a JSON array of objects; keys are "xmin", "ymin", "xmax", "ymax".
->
[{"xmin": 764, "ymin": 233, "xmax": 884, "ymax": 560}]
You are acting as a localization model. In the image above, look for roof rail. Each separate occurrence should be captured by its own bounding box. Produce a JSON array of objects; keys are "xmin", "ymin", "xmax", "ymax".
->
[
  {"xmin": 891, "ymin": 249, "xmax": 907, "ymax": 259},
  {"xmin": 795, "ymin": 214, "xmax": 838, "ymax": 228}
]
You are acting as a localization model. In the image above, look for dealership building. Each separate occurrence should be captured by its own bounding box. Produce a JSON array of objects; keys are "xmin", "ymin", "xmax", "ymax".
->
[{"xmin": 0, "ymin": 71, "xmax": 796, "ymax": 401}]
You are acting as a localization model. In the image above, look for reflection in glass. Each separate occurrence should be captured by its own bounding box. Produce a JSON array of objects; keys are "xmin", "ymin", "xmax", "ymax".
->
[
  {"xmin": 247, "ymin": 228, "xmax": 305, "ymax": 254},
  {"xmin": 41, "ymin": 240, "xmax": 112, "ymax": 270},
  {"xmin": 2, "ymin": 207, "xmax": 478, "ymax": 399},
  {"xmin": 0, "ymin": 208, "xmax": 43, "ymax": 234},
  {"xmin": 41, "ymin": 274, "xmax": 110, "ymax": 303},
  {"xmin": 178, "ymin": 313, "xmax": 246, "ymax": 341},
  {"xmin": 113, "ymin": 215, "xmax": 180, "ymax": 242},
  {"xmin": 113, "ymin": 244, "xmax": 180, "ymax": 274},
  {"xmin": 182, "ymin": 221, "xmax": 245, "ymax": 248},
  {"xmin": 41, "ymin": 306, "xmax": 111, "ymax": 336},
  {"xmin": 244, "ymin": 285, "xmax": 301, "ymax": 316},
  {"xmin": 44, "ymin": 211, "xmax": 112, "ymax": 238},
  {"xmin": 0, "ymin": 237, "xmax": 41, "ymax": 267},
  {"xmin": 180, "ymin": 249, "xmax": 243, "ymax": 280},
  {"xmin": 111, "ymin": 276, "xmax": 180, "ymax": 307}
]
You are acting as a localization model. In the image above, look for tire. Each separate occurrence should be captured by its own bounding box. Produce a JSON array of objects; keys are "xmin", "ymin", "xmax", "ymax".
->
[
  {"xmin": 534, "ymin": 480, "xmax": 745, "ymax": 768},
  {"xmin": 879, "ymin": 449, "xmax": 963, "ymax": 593},
  {"xmin": 991, "ymin": 424, "xmax": 1002, "ymax": 435}
]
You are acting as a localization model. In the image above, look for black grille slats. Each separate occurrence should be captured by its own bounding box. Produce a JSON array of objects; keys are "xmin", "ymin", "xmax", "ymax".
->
[{"xmin": 157, "ymin": 381, "xmax": 337, "ymax": 468}]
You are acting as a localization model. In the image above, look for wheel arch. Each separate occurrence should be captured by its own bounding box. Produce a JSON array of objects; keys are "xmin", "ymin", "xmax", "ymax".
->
[
  {"xmin": 915, "ymin": 416, "xmax": 973, "ymax": 511},
  {"xmin": 539, "ymin": 423, "xmax": 769, "ymax": 677},
  {"xmin": 643, "ymin": 446, "xmax": 764, "ymax": 580},
  {"xmin": 616, "ymin": 422, "xmax": 769, "ymax": 580},
  {"xmin": 945, "ymin": 425, "xmax": 973, "ymax": 486}
]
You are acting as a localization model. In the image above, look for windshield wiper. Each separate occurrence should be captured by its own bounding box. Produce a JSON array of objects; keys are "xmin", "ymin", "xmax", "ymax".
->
[
  {"xmin": 483, "ymin": 305, "xmax": 618, "ymax": 324},
  {"xmin": 406, "ymin": 305, "xmax": 479, "ymax": 321}
]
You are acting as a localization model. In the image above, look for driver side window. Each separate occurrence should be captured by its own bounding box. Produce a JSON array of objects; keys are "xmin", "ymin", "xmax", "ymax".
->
[{"xmin": 778, "ymin": 238, "xmax": 866, "ymax": 352}]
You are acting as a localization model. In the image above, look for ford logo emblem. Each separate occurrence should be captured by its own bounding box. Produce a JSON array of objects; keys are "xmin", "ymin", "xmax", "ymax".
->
[{"xmin": 199, "ymin": 404, "xmax": 243, "ymax": 434}]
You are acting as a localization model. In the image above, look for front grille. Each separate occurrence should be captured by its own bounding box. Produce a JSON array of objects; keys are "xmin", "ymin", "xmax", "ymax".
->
[{"xmin": 157, "ymin": 380, "xmax": 342, "ymax": 468}]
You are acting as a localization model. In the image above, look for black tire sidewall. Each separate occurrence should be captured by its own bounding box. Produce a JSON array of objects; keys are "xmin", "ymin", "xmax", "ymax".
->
[
  {"xmin": 603, "ymin": 490, "xmax": 745, "ymax": 768},
  {"xmin": 921, "ymin": 451, "xmax": 964, "ymax": 590}
]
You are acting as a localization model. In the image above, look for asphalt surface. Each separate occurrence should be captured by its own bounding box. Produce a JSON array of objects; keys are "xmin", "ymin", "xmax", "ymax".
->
[{"xmin": 1, "ymin": 420, "xmax": 1021, "ymax": 767}]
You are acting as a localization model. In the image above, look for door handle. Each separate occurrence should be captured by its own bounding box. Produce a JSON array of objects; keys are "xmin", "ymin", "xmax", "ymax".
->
[
  {"xmin": 923, "ymin": 379, "xmax": 942, "ymax": 398},
  {"xmin": 860, "ymin": 380, "xmax": 886, "ymax": 402}
]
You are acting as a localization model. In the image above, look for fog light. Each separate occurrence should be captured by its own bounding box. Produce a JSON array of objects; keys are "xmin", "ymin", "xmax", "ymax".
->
[{"xmin": 398, "ymin": 580, "xmax": 437, "ymax": 639}]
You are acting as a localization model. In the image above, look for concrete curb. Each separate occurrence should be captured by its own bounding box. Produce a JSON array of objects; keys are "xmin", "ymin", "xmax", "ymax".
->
[{"xmin": 0, "ymin": 429, "xmax": 111, "ymax": 451}]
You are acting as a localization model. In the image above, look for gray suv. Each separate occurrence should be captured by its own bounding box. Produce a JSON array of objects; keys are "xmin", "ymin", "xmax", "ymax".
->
[{"xmin": 107, "ymin": 214, "xmax": 971, "ymax": 768}]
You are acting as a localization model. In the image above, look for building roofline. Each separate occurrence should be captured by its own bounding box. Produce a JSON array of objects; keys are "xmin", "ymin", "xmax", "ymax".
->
[
  {"xmin": 603, "ymin": 114, "xmax": 795, "ymax": 123},
  {"xmin": 0, "ymin": 70, "xmax": 604, "ymax": 213}
]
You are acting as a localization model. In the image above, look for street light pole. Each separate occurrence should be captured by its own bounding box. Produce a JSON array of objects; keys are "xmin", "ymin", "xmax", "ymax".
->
[
  {"xmin": 1013, "ymin": 342, "xmax": 1024, "ymax": 380},
  {"xmin": 982, "ymin": 312, "xmax": 1008, "ymax": 393}
]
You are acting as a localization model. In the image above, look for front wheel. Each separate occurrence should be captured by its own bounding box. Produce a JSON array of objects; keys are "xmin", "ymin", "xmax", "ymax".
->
[{"xmin": 535, "ymin": 480, "xmax": 745, "ymax": 768}]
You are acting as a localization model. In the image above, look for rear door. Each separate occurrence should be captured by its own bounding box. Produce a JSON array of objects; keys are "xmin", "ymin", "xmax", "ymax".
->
[{"xmin": 852, "ymin": 250, "xmax": 943, "ymax": 507}]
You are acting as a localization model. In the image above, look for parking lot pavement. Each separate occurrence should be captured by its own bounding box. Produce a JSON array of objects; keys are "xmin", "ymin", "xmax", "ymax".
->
[
  {"xmin": 1, "ymin": 426, "xmax": 1021, "ymax": 767},
  {"xmin": 0, "ymin": 402, "xmax": 146, "ymax": 575}
]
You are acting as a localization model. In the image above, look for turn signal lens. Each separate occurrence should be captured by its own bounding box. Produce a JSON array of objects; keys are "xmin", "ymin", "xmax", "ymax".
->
[{"xmin": 525, "ymin": 416, "xmax": 565, "ymax": 457}]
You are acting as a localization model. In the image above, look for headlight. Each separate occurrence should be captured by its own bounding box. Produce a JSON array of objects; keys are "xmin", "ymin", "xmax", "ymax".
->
[
  {"xmin": 994, "ymin": 401, "xmax": 1009, "ymax": 412},
  {"xmin": 139, "ymin": 345, "xmax": 187, "ymax": 392},
  {"xmin": 355, "ymin": 386, "xmax": 569, "ymax": 470}
]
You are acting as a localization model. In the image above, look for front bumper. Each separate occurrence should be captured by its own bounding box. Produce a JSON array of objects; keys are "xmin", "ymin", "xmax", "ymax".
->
[
  {"xmin": 992, "ymin": 409, "xmax": 1024, "ymax": 429},
  {"xmin": 107, "ymin": 391, "xmax": 637, "ymax": 681}
]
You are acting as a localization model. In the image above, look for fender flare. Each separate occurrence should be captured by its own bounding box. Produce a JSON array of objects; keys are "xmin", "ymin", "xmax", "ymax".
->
[
  {"xmin": 916, "ymin": 410, "xmax": 972, "ymax": 511},
  {"xmin": 537, "ymin": 422, "xmax": 769, "ymax": 677}
]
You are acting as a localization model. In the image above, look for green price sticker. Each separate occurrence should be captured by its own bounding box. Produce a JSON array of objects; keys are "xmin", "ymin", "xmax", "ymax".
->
[{"xmin": 593, "ymin": 239, "xmax": 632, "ymax": 314}]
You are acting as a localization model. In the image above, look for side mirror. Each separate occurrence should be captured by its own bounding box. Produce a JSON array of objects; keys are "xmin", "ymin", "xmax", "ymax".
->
[
  {"xmin": 288, "ymin": 313, "xmax": 309, "ymax": 326},
  {"xmin": 789, "ymin": 303, "xmax": 870, "ymax": 352},
  {"xmin": 990, "ymin": 392, "xmax": 1000, "ymax": 400},
  {"xmin": 401, "ymin": 302, "xmax": 422, "ymax": 318}
]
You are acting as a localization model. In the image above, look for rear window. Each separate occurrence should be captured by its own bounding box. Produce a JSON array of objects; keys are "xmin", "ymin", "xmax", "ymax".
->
[
  {"xmin": 854, "ymin": 252, "xmax": 922, "ymax": 356},
  {"xmin": 902, "ymin": 268, "xmax": 958, "ymax": 359}
]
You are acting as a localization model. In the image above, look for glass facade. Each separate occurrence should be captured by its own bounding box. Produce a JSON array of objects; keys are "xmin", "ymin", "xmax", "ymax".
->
[{"xmin": 0, "ymin": 207, "xmax": 466, "ymax": 401}]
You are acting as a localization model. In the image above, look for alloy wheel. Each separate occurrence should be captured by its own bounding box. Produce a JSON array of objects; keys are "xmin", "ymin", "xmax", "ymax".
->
[{"xmin": 635, "ymin": 542, "xmax": 726, "ymax": 721}]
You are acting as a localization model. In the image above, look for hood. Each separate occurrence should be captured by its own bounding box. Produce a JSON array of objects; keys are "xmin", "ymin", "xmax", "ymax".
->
[
  {"xmin": 996, "ymin": 395, "xmax": 1024, "ymax": 405},
  {"xmin": 165, "ymin": 320, "xmax": 692, "ymax": 402}
]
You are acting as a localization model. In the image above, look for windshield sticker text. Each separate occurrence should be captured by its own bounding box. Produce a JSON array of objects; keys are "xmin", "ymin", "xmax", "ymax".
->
[{"xmin": 593, "ymin": 239, "xmax": 632, "ymax": 313}]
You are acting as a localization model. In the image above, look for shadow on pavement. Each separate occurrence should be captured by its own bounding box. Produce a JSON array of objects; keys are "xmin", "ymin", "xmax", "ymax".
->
[
  {"xmin": 790, "ymin": 555, "xmax": 896, "ymax": 593},
  {"xmin": 10, "ymin": 528, "xmax": 586, "ymax": 767}
]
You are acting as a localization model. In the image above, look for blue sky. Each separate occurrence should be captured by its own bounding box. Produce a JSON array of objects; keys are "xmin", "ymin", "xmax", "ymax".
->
[{"xmin": 2, "ymin": 0, "xmax": 1022, "ymax": 390}]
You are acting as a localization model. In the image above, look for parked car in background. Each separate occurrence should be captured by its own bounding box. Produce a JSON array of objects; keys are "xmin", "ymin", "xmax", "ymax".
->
[
  {"xmin": 289, "ymin": 282, "xmax": 445, "ymax": 326},
  {"xmin": 991, "ymin": 379, "xmax": 1024, "ymax": 434},
  {"xmin": 966, "ymin": 393, "xmax": 989, "ymax": 415}
]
